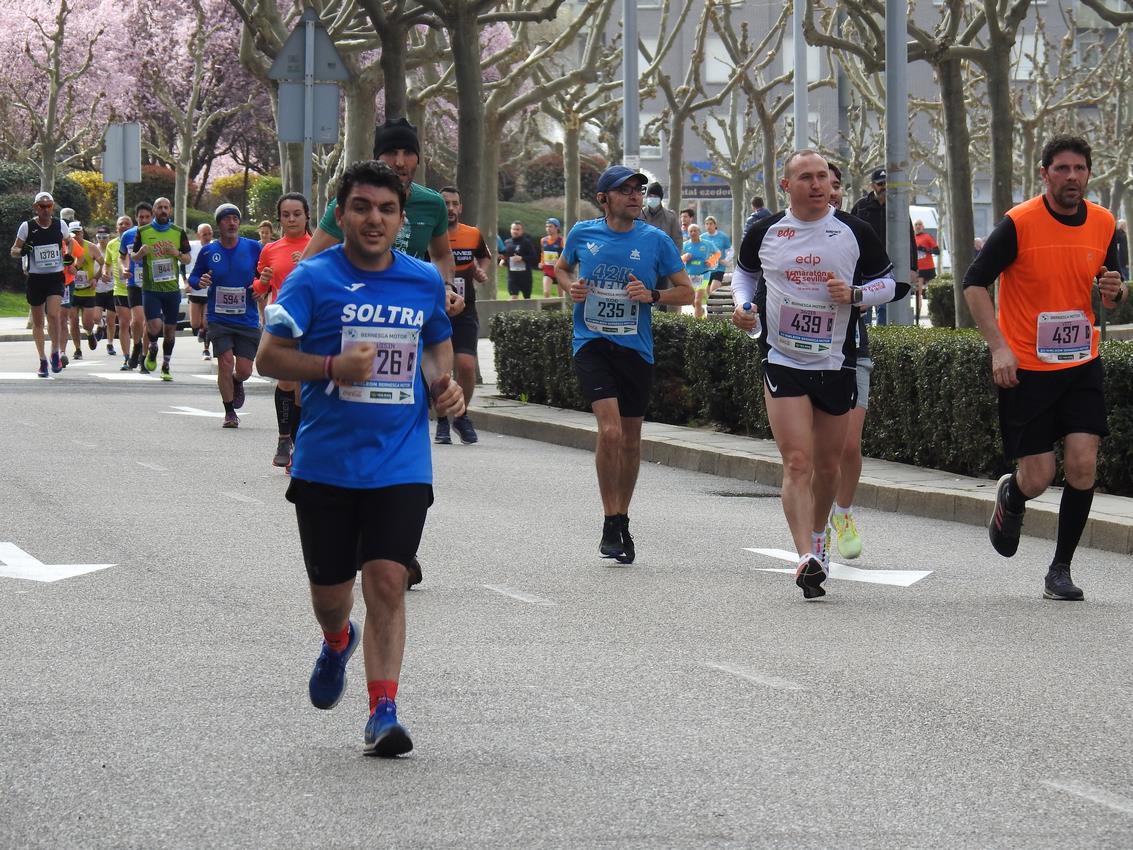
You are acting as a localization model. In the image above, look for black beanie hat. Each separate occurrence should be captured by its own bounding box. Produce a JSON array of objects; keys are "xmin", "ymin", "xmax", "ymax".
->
[
  {"xmin": 373, "ymin": 117, "xmax": 420, "ymax": 159},
  {"xmin": 646, "ymin": 182, "xmax": 664, "ymax": 198}
]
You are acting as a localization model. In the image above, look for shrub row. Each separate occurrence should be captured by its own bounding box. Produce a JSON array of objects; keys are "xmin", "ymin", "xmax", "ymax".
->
[
  {"xmin": 490, "ymin": 311, "xmax": 1133, "ymax": 495},
  {"xmin": 927, "ymin": 273, "xmax": 1133, "ymax": 329}
]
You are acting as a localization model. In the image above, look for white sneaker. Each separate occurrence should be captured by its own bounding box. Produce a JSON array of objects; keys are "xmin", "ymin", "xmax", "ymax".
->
[{"xmin": 202, "ymin": 349, "xmax": 211, "ymax": 361}]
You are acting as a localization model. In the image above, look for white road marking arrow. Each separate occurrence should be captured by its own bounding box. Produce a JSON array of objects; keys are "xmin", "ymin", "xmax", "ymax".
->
[
  {"xmin": 745, "ymin": 547, "xmax": 932, "ymax": 587},
  {"xmin": 162, "ymin": 406, "xmax": 228, "ymax": 418},
  {"xmin": 0, "ymin": 543, "xmax": 116, "ymax": 583}
]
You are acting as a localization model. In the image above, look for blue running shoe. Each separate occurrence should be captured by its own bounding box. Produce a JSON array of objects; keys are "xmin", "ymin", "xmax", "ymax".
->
[
  {"xmin": 363, "ymin": 698, "xmax": 413, "ymax": 757},
  {"xmin": 50, "ymin": 351, "xmax": 62, "ymax": 373},
  {"xmin": 308, "ymin": 620, "xmax": 359, "ymax": 710},
  {"xmin": 451, "ymin": 414, "xmax": 478, "ymax": 444},
  {"xmin": 37, "ymin": 359, "xmax": 49, "ymax": 378}
]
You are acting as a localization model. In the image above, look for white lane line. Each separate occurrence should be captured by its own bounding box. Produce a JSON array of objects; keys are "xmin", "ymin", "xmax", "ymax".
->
[
  {"xmin": 746, "ymin": 548, "xmax": 933, "ymax": 587},
  {"xmin": 1040, "ymin": 780, "xmax": 1133, "ymax": 816},
  {"xmin": 0, "ymin": 373, "xmax": 49, "ymax": 380},
  {"xmin": 221, "ymin": 492, "xmax": 263, "ymax": 505},
  {"xmin": 136, "ymin": 462, "xmax": 167, "ymax": 472},
  {"xmin": 163, "ymin": 406, "xmax": 225, "ymax": 418},
  {"xmin": 190, "ymin": 374, "xmax": 268, "ymax": 384},
  {"xmin": 483, "ymin": 584, "xmax": 556, "ymax": 606},
  {"xmin": 703, "ymin": 662, "xmax": 806, "ymax": 691},
  {"xmin": 72, "ymin": 440, "xmax": 96, "ymax": 448}
]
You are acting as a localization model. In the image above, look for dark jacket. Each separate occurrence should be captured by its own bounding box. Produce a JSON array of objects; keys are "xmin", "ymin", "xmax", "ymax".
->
[
  {"xmin": 501, "ymin": 235, "xmax": 539, "ymax": 278},
  {"xmin": 638, "ymin": 205, "xmax": 682, "ymax": 250},
  {"xmin": 849, "ymin": 193, "xmax": 918, "ymax": 273}
]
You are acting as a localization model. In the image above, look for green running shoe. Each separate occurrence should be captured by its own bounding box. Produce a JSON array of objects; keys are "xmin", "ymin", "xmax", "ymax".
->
[
  {"xmin": 144, "ymin": 347, "xmax": 157, "ymax": 372},
  {"xmin": 830, "ymin": 510, "xmax": 862, "ymax": 559}
]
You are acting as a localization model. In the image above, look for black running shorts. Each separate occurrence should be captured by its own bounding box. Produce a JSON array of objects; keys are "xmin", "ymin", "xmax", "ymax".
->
[
  {"xmin": 113, "ymin": 294, "xmax": 131, "ymax": 309},
  {"xmin": 450, "ymin": 312, "xmax": 479, "ymax": 357},
  {"xmin": 95, "ymin": 291, "xmax": 115, "ymax": 310},
  {"xmin": 25, "ymin": 273, "xmax": 64, "ymax": 307},
  {"xmin": 127, "ymin": 288, "xmax": 144, "ymax": 309},
  {"xmin": 763, "ymin": 361, "xmax": 857, "ymax": 416},
  {"xmin": 998, "ymin": 357, "xmax": 1108, "ymax": 461},
  {"xmin": 72, "ymin": 295, "xmax": 96, "ymax": 309},
  {"xmin": 286, "ymin": 479, "xmax": 433, "ymax": 586},
  {"xmin": 187, "ymin": 293, "xmax": 208, "ymax": 304},
  {"xmin": 208, "ymin": 322, "xmax": 261, "ymax": 360},
  {"xmin": 573, "ymin": 338, "xmax": 654, "ymax": 418}
]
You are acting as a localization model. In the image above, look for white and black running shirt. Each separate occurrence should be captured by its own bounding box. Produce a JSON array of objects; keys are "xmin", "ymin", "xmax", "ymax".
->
[{"xmin": 735, "ymin": 207, "xmax": 895, "ymax": 371}]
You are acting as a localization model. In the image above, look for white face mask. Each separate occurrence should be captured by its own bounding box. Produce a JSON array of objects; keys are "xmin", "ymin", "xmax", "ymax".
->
[{"xmin": 645, "ymin": 196, "xmax": 661, "ymax": 210}]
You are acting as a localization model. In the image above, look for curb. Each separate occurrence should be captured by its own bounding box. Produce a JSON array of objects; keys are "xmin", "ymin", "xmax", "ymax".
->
[{"xmin": 468, "ymin": 401, "xmax": 1133, "ymax": 556}]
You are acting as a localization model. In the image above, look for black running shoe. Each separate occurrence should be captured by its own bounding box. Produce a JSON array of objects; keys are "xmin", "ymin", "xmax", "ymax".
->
[
  {"xmin": 407, "ymin": 557, "xmax": 423, "ymax": 589},
  {"xmin": 272, "ymin": 438, "xmax": 292, "ymax": 468},
  {"xmin": 615, "ymin": 514, "xmax": 635, "ymax": 564},
  {"xmin": 452, "ymin": 414, "xmax": 478, "ymax": 444},
  {"xmin": 795, "ymin": 555, "xmax": 827, "ymax": 599},
  {"xmin": 1044, "ymin": 563, "xmax": 1084, "ymax": 601},
  {"xmin": 87, "ymin": 330, "xmax": 96, "ymax": 350},
  {"xmin": 434, "ymin": 417, "xmax": 452, "ymax": 445},
  {"xmin": 989, "ymin": 474, "xmax": 1025, "ymax": 557},
  {"xmin": 599, "ymin": 517, "xmax": 624, "ymax": 558}
]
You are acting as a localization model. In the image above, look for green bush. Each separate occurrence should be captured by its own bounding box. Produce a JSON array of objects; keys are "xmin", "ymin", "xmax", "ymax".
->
[
  {"xmin": 522, "ymin": 154, "xmax": 607, "ymax": 202},
  {"xmin": 490, "ymin": 314, "xmax": 1133, "ymax": 494},
  {"xmin": 926, "ymin": 274, "xmax": 955, "ymax": 328},
  {"xmin": 248, "ymin": 176, "xmax": 283, "ymax": 223}
]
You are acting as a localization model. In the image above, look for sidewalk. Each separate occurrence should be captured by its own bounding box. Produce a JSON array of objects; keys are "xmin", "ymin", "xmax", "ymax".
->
[{"xmin": 470, "ymin": 340, "xmax": 1133, "ymax": 556}]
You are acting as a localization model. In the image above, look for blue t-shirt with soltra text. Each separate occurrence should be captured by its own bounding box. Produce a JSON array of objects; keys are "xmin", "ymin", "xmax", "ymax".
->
[
  {"xmin": 264, "ymin": 245, "xmax": 452, "ymax": 489},
  {"xmin": 561, "ymin": 218, "xmax": 684, "ymax": 363},
  {"xmin": 119, "ymin": 226, "xmax": 141, "ymax": 288},
  {"xmin": 188, "ymin": 236, "xmax": 262, "ymax": 327}
]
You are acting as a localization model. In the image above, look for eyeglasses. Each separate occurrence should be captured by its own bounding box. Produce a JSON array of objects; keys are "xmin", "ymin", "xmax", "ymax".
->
[{"xmin": 609, "ymin": 184, "xmax": 645, "ymax": 196}]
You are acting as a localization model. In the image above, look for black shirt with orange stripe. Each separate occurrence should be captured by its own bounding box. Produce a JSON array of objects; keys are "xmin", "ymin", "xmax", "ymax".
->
[{"xmin": 963, "ymin": 196, "xmax": 1119, "ymax": 371}]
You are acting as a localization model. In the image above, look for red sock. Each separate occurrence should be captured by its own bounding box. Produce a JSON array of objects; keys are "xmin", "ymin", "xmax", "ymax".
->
[
  {"xmin": 323, "ymin": 624, "xmax": 351, "ymax": 653},
  {"xmin": 367, "ymin": 679, "xmax": 398, "ymax": 713}
]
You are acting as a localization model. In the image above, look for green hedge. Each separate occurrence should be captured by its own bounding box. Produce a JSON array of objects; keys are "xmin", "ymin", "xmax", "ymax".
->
[
  {"xmin": 490, "ymin": 312, "xmax": 1133, "ymax": 494},
  {"xmin": 926, "ymin": 274, "xmax": 956, "ymax": 328}
]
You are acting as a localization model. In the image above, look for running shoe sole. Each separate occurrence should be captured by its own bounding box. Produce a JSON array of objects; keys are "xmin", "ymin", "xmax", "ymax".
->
[
  {"xmin": 795, "ymin": 556, "xmax": 827, "ymax": 599},
  {"xmin": 1043, "ymin": 587, "xmax": 1085, "ymax": 601},
  {"xmin": 363, "ymin": 726, "xmax": 413, "ymax": 758}
]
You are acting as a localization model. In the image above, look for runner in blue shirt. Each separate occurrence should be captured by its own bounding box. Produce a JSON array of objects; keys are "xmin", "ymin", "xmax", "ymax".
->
[
  {"xmin": 682, "ymin": 223, "xmax": 714, "ymax": 318},
  {"xmin": 553, "ymin": 165, "xmax": 693, "ymax": 564},
  {"xmin": 119, "ymin": 202, "xmax": 152, "ymax": 370},
  {"xmin": 702, "ymin": 215, "xmax": 731, "ymax": 298},
  {"xmin": 188, "ymin": 204, "xmax": 263, "ymax": 427},
  {"xmin": 256, "ymin": 160, "xmax": 464, "ymax": 759}
]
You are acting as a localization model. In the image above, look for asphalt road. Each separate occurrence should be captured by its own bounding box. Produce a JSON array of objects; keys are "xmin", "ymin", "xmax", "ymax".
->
[{"xmin": 1, "ymin": 338, "xmax": 1132, "ymax": 849}]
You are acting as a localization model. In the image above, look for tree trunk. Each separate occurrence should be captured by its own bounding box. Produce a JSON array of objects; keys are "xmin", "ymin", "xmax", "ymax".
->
[
  {"xmin": 983, "ymin": 54, "xmax": 1016, "ymax": 219},
  {"xmin": 477, "ymin": 111, "xmax": 503, "ymax": 304},
  {"xmin": 667, "ymin": 113, "xmax": 685, "ymax": 213},
  {"xmin": 729, "ymin": 175, "xmax": 746, "ymax": 242},
  {"xmin": 380, "ymin": 21, "xmax": 409, "ymax": 120},
  {"xmin": 563, "ymin": 118, "xmax": 581, "ymax": 237},
  {"xmin": 939, "ymin": 57, "xmax": 976, "ymax": 328},
  {"xmin": 759, "ymin": 110, "xmax": 778, "ymax": 210},
  {"xmin": 343, "ymin": 69, "xmax": 381, "ymax": 167},
  {"xmin": 449, "ymin": 8, "xmax": 485, "ymax": 241}
]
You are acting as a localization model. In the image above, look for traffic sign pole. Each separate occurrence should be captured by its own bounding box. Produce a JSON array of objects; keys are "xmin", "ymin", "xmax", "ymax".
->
[{"xmin": 303, "ymin": 14, "xmax": 315, "ymax": 199}]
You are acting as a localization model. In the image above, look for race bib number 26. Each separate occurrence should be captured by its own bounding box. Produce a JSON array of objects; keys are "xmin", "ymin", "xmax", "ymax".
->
[{"xmin": 338, "ymin": 325, "xmax": 419, "ymax": 405}]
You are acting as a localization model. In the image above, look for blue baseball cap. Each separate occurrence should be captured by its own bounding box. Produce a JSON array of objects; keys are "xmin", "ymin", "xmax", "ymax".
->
[
  {"xmin": 596, "ymin": 165, "xmax": 647, "ymax": 195},
  {"xmin": 546, "ymin": 217, "xmax": 561, "ymax": 228}
]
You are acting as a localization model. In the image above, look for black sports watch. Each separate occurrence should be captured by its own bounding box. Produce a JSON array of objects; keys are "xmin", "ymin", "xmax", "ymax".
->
[
  {"xmin": 651, "ymin": 288, "xmax": 661, "ymax": 303},
  {"xmin": 851, "ymin": 287, "xmax": 863, "ymax": 305}
]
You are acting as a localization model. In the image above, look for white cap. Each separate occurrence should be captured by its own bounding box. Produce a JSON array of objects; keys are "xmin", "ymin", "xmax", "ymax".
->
[
  {"xmin": 34, "ymin": 191, "xmax": 54, "ymax": 204},
  {"xmin": 68, "ymin": 221, "xmax": 84, "ymax": 233},
  {"xmin": 214, "ymin": 203, "xmax": 242, "ymax": 222}
]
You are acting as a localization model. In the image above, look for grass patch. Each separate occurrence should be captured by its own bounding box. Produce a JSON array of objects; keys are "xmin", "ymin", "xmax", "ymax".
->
[{"xmin": 0, "ymin": 289, "xmax": 27, "ymax": 317}]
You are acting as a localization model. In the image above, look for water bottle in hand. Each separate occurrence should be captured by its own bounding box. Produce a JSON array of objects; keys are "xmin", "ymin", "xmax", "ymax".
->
[{"xmin": 742, "ymin": 302, "xmax": 761, "ymax": 339}]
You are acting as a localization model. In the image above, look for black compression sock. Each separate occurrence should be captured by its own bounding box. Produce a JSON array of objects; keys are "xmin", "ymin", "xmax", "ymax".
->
[
  {"xmin": 275, "ymin": 386, "xmax": 294, "ymax": 434},
  {"xmin": 1005, "ymin": 474, "xmax": 1028, "ymax": 513},
  {"xmin": 223, "ymin": 401, "xmax": 234, "ymax": 415},
  {"xmin": 1053, "ymin": 484, "xmax": 1095, "ymax": 566}
]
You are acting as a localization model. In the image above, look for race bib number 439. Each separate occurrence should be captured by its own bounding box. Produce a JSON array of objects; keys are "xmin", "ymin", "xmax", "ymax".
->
[
  {"xmin": 777, "ymin": 296, "xmax": 836, "ymax": 356},
  {"xmin": 338, "ymin": 325, "xmax": 419, "ymax": 405}
]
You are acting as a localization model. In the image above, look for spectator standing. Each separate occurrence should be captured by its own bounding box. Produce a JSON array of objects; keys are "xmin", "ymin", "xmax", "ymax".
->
[{"xmin": 499, "ymin": 221, "xmax": 539, "ymax": 300}]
